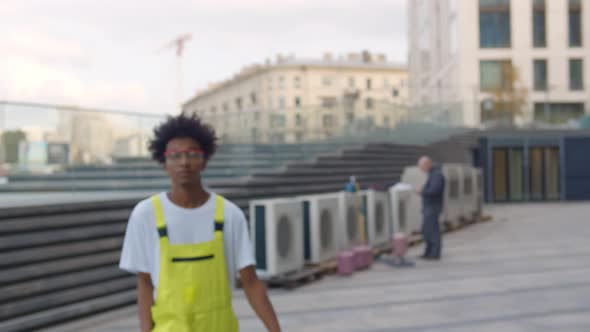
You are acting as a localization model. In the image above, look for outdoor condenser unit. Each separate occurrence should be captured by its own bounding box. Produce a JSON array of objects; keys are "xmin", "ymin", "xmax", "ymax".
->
[
  {"xmin": 337, "ymin": 191, "xmax": 364, "ymax": 250},
  {"xmin": 441, "ymin": 164, "xmax": 463, "ymax": 228},
  {"xmin": 388, "ymin": 182, "xmax": 414, "ymax": 234},
  {"xmin": 399, "ymin": 166, "xmax": 430, "ymax": 234},
  {"xmin": 250, "ymin": 198, "xmax": 304, "ymax": 277},
  {"xmin": 298, "ymin": 193, "xmax": 340, "ymax": 264},
  {"xmin": 364, "ymin": 189, "xmax": 391, "ymax": 247}
]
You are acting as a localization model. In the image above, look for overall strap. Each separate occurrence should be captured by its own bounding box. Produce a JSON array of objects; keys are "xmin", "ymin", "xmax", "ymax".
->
[
  {"xmin": 214, "ymin": 195, "xmax": 225, "ymax": 232},
  {"xmin": 151, "ymin": 195, "xmax": 168, "ymax": 240}
]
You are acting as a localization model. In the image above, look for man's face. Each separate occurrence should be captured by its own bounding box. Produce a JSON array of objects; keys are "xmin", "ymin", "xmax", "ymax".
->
[
  {"xmin": 163, "ymin": 137, "xmax": 207, "ymax": 187},
  {"xmin": 418, "ymin": 158, "xmax": 432, "ymax": 173}
]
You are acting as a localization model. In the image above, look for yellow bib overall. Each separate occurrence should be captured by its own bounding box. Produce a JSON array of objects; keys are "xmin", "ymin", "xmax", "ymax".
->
[{"xmin": 150, "ymin": 194, "xmax": 239, "ymax": 332}]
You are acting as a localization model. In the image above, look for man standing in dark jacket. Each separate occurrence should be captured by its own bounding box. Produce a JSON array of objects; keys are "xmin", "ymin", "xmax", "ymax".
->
[{"xmin": 417, "ymin": 156, "xmax": 445, "ymax": 260}]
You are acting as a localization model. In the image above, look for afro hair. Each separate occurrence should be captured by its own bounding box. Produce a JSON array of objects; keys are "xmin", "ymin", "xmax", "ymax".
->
[{"xmin": 148, "ymin": 113, "xmax": 217, "ymax": 164}]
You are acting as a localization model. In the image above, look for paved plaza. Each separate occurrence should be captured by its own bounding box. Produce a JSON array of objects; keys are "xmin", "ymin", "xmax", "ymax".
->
[{"xmin": 44, "ymin": 203, "xmax": 590, "ymax": 332}]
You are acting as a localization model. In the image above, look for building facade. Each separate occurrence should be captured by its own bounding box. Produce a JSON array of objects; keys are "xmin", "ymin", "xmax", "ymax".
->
[
  {"xmin": 182, "ymin": 52, "xmax": 408, "ymax": 143},
  {"xmin": 473, "ymin": 129, "xmax": 590, "ymax": 203},
  {"xmin": 409, "ymin": 0, "xmax": 590, "ymax": 127}
]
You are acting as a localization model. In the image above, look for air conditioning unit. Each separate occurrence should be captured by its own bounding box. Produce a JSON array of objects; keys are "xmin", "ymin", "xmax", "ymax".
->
[
  {"xmin": 364, "ymin": 189, "xmax": 391, "ymax": 247},
  {"xmin": 388, "ymin": 183, "xmax": 415, "ymax": 235},
  {"xmin": 442, "ymin": 164, "xmax": 463, "ymax": 228},
  {"xmin": 461, "ymin": 165, "xmax": 476, "ymax": 221},
  {"xmin": 400, "ymin": 166, "xmax": 429, "ymax": 234},
  {"xmin": 250, "ymin": 198, "xmax": 304, "ymax": 277},
  {"xmin": 474, "ymin": 167, "xmax": 484, "ymax": 218},
  {"xmin": 298, "ymin": 193, "xmax": 340, "ymax": 264},
  {"xmin": 337, "ymin": 191, "xmax": 364, "ymax": 250}
]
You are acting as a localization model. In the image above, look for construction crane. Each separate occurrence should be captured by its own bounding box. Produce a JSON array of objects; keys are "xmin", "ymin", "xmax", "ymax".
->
[{"xmin": 158, "ymin": 33, "xmax": 192, "ymax": 110}]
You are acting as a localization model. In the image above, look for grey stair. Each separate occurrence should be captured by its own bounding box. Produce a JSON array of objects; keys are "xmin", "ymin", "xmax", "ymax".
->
[
  {"xmin": 0, "ymin": 250, "xmax": 121, "ymax": 286},
  {"xmin": 0, "ymin": 290, "xmax": 136, "ymax": 332}
]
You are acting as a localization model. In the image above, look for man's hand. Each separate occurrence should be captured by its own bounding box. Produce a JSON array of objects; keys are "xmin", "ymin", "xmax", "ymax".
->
[
  {"xmin": 240, "ymin": 266, "xmax": 281, "ymax": 332},
  {"xmin": 137, "ymin": 273, "xmax": 154, "ymax": 332}
]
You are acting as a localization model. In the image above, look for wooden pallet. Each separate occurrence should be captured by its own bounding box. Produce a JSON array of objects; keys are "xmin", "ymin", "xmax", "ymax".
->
[
  {"xmin": 264, "ymin": 266, "xmax": 327, "ymax": 290},
  {"xmin": 408, "ymin": 233, "xmax": 423, "ymax": 246},
  {"xmin": 236, "ymin": 260, "xmax": 338, "ymax": 290},
  {"xmin": 478, "ymin": 214, "xmax": 493, "ymax": 222}
]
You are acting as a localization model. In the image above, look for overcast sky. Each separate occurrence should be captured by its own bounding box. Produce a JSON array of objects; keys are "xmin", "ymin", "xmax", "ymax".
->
[{"xmin": 1, "ymin": 0, "xmax": 407, "ymax": 115}]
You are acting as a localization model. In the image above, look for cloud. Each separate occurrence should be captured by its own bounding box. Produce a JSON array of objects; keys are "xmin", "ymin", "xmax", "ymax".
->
[
  {"xmin": 2, "ymin": 31, "xmax": 90, "ymax": 68},
  {"xmin": 0, "ymin": 0, "xmax": 407, "ymax": 114},
  {"xmin": 0, "ymin": 57, "xmax": 149, "ymax": 111}
]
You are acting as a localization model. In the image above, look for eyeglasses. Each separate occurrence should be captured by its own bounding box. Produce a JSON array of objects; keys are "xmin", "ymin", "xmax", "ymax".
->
[{"xmin": 164, "ymin": 149, "xmax": 204, "ymax": 163}]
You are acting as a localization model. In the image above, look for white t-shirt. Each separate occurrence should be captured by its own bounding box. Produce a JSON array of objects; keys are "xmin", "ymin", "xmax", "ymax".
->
[{"xmin": 119, "ymin": 191, "xmax": 255, "ymax": 299}]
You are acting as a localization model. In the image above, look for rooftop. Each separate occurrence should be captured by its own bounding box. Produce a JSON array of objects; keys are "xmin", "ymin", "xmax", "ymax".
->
[{"xmin": 184, "ymin": 51, "xmax": 407, "ymax": 106}]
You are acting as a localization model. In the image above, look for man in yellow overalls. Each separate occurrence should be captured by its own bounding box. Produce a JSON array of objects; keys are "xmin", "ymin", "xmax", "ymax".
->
[{"xmin": 119, "ymin": 114, "xmax": 281, "ymax": 331}]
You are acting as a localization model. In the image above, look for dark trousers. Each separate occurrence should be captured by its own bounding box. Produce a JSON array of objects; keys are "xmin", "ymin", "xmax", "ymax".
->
[{"xmin": 422, "ymin": 208, "xmax": 442, "ymax": 258}]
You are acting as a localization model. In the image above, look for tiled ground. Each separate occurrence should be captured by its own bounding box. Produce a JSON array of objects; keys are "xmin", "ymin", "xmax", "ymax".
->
[{"xmin": 44, "ymin": 203, "xmax": 590, "ymax": 332}]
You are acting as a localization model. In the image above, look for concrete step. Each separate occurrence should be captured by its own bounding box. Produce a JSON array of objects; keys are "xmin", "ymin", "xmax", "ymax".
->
[
  {"xmin": 0, "ymin": 250, "xmax": 121, "ymax": 286},
  {"xmin": 0, "ymin": 289, "xmax": 136, "ymax": 332},
  {"xmin": 0, "ymin": 223, "xmax": 126, "ymax": 252}
]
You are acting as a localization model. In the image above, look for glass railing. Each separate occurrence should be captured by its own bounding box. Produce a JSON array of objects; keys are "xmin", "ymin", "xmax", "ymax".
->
[{"xmin": 0, "ymin": 99, "xmax": 465, "ymax": 196}]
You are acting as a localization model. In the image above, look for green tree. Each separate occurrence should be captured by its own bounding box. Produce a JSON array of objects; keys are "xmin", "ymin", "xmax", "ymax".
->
[{"xmin": 484, "ymin": 64, "xmax": 529, "ymax": 127}]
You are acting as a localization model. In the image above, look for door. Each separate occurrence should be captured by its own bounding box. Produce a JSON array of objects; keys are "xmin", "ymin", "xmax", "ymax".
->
[
  {"xmin": 529, "ymin": 147, "xmax": 560, "ymax": 201},
  {"xmin": 492, "ymin": 147, "xmax": 524, "ymax": 202}
]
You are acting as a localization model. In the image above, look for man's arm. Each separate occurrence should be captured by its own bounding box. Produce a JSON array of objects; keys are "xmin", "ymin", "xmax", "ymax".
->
[
  {"xmin": 137, "ymin": 272, "xmax": 154, "ymax": 332},
  {"xmin": 240, "ymin": 265, "xmax": 281, "ymax": 332},
  {"xmin": 422, "ymin": 172, "xmax": 444, "ymax": 196}
]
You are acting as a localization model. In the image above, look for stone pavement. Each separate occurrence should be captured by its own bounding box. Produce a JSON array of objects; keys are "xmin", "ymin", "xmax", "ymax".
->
[{"xmin": 44, "ymin": 203, "xmax": 590, "ymax": 332}]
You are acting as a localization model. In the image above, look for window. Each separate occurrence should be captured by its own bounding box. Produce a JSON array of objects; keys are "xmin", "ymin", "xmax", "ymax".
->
[
  {"xmin": 279, "ymin": 76, "xmax": 285, "ymax": 90},
  {"xmin": 272, "ymin": 115, "xmax": 286, "ymax": 127},
  {"xmin": 235, "ymin": 97, "xmax": 243, "ymax": 110},
  {"xmin": 533, "ymin": 0, "xmax": 546, "ymax": 47},
  {"xmin": 569, "ymin": 0, "xmax": 582, "ymax": 47},
  {"xmin": 294, "ymin": 97, "xmax": 301, "ymax": 108},
  {"xmin": 533, "ymin": 59, "xmax": 547, "ymax": 91},
  {"xmin": 383, "ymin": 116, "xmax": 390, "ymax": 127},
  {"xmin": 322, "ymin": 77, "xmax": 332, "ymax": 87},
  {"xmin": 569, "ymin": 59, "xmax": 584, "ymax": 90},
  {"xmin": 348, "ymin": 77, "xmax": 355, "ymax": 88},
  {"xmin": 366, "ymin": 98, "xmax": 374, "ymax": 109},
  {"xmin": 211, "ymin": 106, "xmax": 217, "ymax": 114},
  {"xmin": 321, "ymin": 97, "xmax": 337, "ymax": 108},
  {"xmin": 250, "ymin": 92, "xmax": 257, "ymax": 105},
  {"xmin": 295, "ymin": 114, "xmax": 302, "ymax": 126},
  {"xmin": 480, "ymin": 60, "xmax": 512, "ymax": 91},
  {"xmin": 222, "ymin": 103, "xmax": 229, "ymax": 112},
  {"xmin": 279, "ymin": 97, "xmax": 286, "ymax": 109},
  {"xmin": 366, "ymin": 78, "xmax": 372, "ymax": 90},
  {"xmin": 481, "ymin": 100, "xmax": 516, "ymax": 125},
  {"xmin": 534, "ymin": 103, "xmax": 585, "ymax": 123},
  {"xmin": 322, "ymin": 114, "xmax": 334, "ymax": 128},
  {"xmin": 392, "ymin": 88, "xmax": 400, "ymax": 97},
  {"xmin": 268, "ymin": 98, "xmax": 273, "ymax": 109},
  {"xmin": 268, "ymin": 77, "xmax": 272, "ymax": 90},
  {"xmin": 278, "ymin": 76, "xmax": 285, "ymax": 89},
  {"xmin": 383, "ymin": 78, "xmax": 389, "ymax": 88},
  {"xmin": 479, "ymin": 0, "xmax": 511, "ymax": 48},
  {"xmin": 294, "ymin": 76, "xmax": 301, "ymax": 89}
]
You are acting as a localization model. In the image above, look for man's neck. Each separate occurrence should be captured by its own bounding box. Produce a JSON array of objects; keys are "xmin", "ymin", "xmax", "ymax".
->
[{"xmin": 168, "ymin": 184, "xmax": 210, "ymax": 209}]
